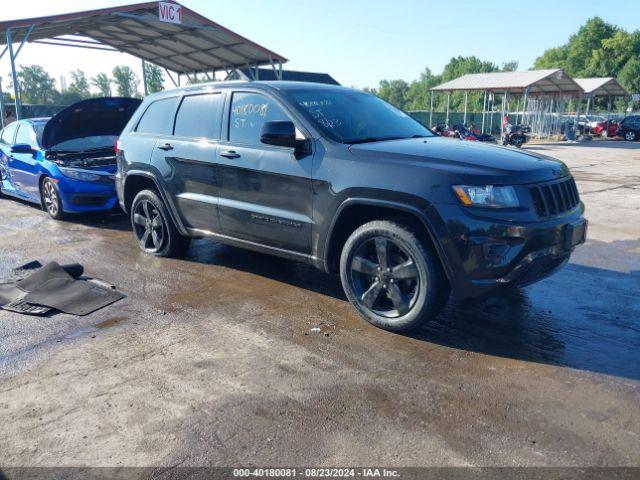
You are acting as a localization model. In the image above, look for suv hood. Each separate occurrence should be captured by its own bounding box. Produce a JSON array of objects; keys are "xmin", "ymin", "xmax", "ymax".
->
[
  {"xmin": 348, "ymin": 137, "xmax": 569, "ymax": 184},
  {"xmin": 42, "ymin": 97, "xmax": 142, "ymax": 150}
]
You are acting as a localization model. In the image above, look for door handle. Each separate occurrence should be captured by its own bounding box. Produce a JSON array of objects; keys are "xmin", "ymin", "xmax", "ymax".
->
[
  {"xmin": 220, "ymin": 150, "xmax": 241, "ymax": 159},
  {"xmin": 157, "ymin": 143, "xmax": 174, "ymax": 151}
]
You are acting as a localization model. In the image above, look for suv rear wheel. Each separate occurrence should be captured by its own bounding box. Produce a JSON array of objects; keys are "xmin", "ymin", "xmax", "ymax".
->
[
  {"xmin": 624, "ymin": 131, "xmax": 637, "ymax": 141},
  {"xmin": 131, "ymin": 189, "xmax": 190, "ymax": 257},
  {"xmin": 340, "ymin": 220, "xmax": 448, "ymax": 332}
]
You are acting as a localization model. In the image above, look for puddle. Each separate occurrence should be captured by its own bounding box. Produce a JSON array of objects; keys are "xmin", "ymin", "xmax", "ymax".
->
[{"xmin": 95, "ymin": 316, "xmax": 128, "ymax": 329}]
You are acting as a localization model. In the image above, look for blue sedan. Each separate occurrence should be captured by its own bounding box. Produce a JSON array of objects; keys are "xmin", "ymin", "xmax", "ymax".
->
[{"xmin": 0, "ymin": 97, "xmax": 141, "ymax": 219}]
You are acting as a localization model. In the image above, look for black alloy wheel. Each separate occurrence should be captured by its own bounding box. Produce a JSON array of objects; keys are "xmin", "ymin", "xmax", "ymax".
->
[
  {"xmin": 130, "ymin": 189, "xmax": 191, "ymax": 257},
  {"xmin": 340, "ymin": 220, "xmax": 449, "ymax": 332},
  {"xmin": 349, "ymin": 236, "xmax": 419, "ymax": 318},
  {"xmin": 133, "ymin": 199, "xmax": 166, "ymax": 253}
]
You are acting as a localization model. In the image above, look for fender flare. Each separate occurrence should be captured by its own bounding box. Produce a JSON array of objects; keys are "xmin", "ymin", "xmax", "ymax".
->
[
  {"xmin": 322, "ymin": 197, "xmax": 453, "ymax": 279},
  {"xmin": 123, "ymin": 170, "xmax": 189, "ymax": 236}
]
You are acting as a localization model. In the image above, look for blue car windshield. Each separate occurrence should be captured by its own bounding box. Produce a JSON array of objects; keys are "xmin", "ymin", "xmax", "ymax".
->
[
  {"xmin": 289, "ymin": 89, "xmax": 433, "ymax": 143},
  {"xmin": 50, "ymin": 135, "xmax": 118, "ymax": 152}
]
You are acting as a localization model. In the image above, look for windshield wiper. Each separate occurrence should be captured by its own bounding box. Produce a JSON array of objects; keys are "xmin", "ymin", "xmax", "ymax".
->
[{"xmin": 344, "ymin": 136, "xmax": 405, "ymax": 145}]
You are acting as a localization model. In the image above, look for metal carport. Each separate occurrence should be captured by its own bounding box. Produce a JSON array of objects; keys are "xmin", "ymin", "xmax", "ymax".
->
[
  {"xmin": 574, "ymin": 77, "xmax": 628, "ymax": 117},
  {"xmin": 0, "ymin": 1, "xmax": 288, "ymax": 122},
  {"xmin": 430, "ymin": 69, "xmax": 582, "ymax": 138}
]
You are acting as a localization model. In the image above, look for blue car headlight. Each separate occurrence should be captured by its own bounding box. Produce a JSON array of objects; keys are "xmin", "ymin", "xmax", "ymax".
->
[
  {"xmin": 58, "ymin": 167, "xmax": 102, "ymax": 182},
  {"xmin": 452, "ymin": 185, "xmax": 519, "ymax": 208}
]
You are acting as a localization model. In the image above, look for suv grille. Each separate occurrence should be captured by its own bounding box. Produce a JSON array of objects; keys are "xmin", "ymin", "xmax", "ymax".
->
[{"xmin": 529, "ymin": 177, "xmax": 580, "ymax": 218}]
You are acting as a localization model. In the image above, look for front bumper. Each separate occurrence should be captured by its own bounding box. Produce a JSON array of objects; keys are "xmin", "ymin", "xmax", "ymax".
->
[
  {"xmin": 56, "ymin": 176, "xmax": 118, "ymax": 213},
  {"xmin": 432, "ymin": 203, "xmax": 587, "ymax": 299}
]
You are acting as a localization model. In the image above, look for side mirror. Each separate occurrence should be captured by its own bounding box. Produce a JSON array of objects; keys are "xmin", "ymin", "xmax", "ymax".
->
[
  {"xmin": 260, "ymin": 121, "xmax": 297, "ymax": 148},
  {"xmin": 11, "ymin": 143, "xmax": 36, "ymax": 155}
]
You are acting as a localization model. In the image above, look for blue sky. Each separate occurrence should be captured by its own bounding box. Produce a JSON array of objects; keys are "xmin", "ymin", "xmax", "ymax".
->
[{"xmin": 1, "ymin": 0, "xmax": 638, "ymax": 90}]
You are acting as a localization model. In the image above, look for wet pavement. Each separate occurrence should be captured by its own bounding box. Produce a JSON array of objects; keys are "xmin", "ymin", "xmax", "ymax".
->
[{"xmin": 0, "ymin": 141, "xmax": 638, "ymax": 467}]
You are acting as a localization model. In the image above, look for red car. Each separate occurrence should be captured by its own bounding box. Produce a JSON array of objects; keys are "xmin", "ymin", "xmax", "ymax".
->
[{"xmin": 592, "ymin": 118, "xmax": 620, "ymax": 137}]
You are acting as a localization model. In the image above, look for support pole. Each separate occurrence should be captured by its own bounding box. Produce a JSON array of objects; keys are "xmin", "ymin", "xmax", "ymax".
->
[
  {"xmin": 463, "ymin": 91, "xmax": 468, "ymax": 125},
  {"xmin": 521, "ymin": 88, "xmax": 529, "ymax": 128},
  {"xmin": 500, "ymin": 91, "xmax": 507, "ymax": 140},
  {"xmin": 585, "ymin": 94, "xmax": 592, "ymax": 118},
  {"xmin": 6, "ymin": 29, "xmax": 22, "ymax": 120},
  {"xmin": 429, "ymin": 90, "xmax": 434, "ymax": 127},
  {"xmin": 445, "ymin": 92, "xmax": 451, "ymax": 125},
  {"xmin": 481, "ymin": 90, "xmax": 487, "ymax": 134},
  {"xmin": 0, "ymin": 77, "xmax": 5, "ymax": 128},
  {"xmin": 141, "ymin": 60, "xmax": 149, "ymax": 96}
]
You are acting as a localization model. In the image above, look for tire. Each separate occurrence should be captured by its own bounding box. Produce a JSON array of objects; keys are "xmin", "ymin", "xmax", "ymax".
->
[
  {"xmin": 340, "ymin": 220, "xmax": 449, "ymax": 332},
  {"xmin": 624, "ymin": 131, "xmax": 637, "ymax": 141},
  {"xmin": 40, "ymin": 177, "xmax": 65, "ymax": 220},
  {"xmin": 130, "ymin": 189, "xmax": 191, "ymax": 257}
]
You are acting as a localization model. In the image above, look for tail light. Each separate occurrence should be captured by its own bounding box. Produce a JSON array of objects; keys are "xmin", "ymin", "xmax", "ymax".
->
[{"xmin": 115, "ymin": 138, "xmax": 121, "ymax": 154}]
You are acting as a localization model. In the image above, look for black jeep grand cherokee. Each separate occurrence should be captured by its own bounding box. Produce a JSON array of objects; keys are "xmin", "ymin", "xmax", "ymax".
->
[{"xmin": 116, "ymin": 81, "xmax": 586, "ymax": 331}]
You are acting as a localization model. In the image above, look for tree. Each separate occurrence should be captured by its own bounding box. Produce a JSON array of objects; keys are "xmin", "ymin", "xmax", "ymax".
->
[
  {"xmin": 534, "ymin": 17, "xmax": 619, "ymax": 76},
  {"xmin": 15, "ymin": 65, "xmax": 59, "ymax": 104},
  {"xmin": 375, "ymin": 79, "xmax": 410, "ymax": 109},
  {"xmin": 91, "ymin": 73, "xmax": 112, "ymax": 97},
  {"xmin": 112, "ymin": 65, "xmax": 140, "ymax": 98},
  {"xmin": 534, "ymin": 46, "xmax": 569, "ymax": 70},
  {"xmin": 405, "ymin": 68, "xmax": 441, "ymax": 111},
  {"xmin": 501, "ymin": 60, "xmax": 519, "ymax": 72},
  {"xmin": 68, "ymin": 70, "xmax": 91, "ymax": 98},
  {"xmin": 144, "ymin": 63, "xmax": 164, "ymax": 94},
  {"xmin": 619, "ymin": 57, "xmax": 640, "ymax": 95}
]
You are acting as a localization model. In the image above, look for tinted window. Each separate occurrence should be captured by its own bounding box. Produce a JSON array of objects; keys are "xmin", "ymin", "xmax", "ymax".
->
[
  {"xmin": 136, "ymin": 97, "xmax": 179, "ymax": 135},
  {"xmin": 0, "ymin": 122, "xmax": 18, "ymax": 145},
  {"xmin": 229, "ymin": 92, "xmax": 289, "ymax": 145},
  {"xmin": 174, "ymin": 93, "xmax": 223, "ymax": 139},
  {"xmin": 289, "ymin": 89, "xmax": 432, "ymax": 143},
  {"xmin": 15, "ymin": 124, "xmax": 38, "ymax": 147}
]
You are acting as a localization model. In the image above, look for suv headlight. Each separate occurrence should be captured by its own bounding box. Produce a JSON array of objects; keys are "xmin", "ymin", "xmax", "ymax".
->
[
  {"xmin": 59, "ymin": 167, "xmax": 101, "ymax": 182},
  {"xmin": 452, "ymin": 185, "xmax": 519, "ymax": 208}
]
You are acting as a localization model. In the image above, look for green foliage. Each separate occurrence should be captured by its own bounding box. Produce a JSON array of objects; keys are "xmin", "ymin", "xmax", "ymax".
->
[
  {"xmin": 112, "ymin": 65, "xmax": 140, "ymax": 98},
  {"xmin": 16, "ymin": 65, "xmax": 58, "ymax": 104},
  {"xmin": 619, "ymin": 57, "xmax": 640, "ymax": 95},
  {"xmin": 375, "ymin": 79, "xmax": 410, "ymax": 109},
  {"xmin": 534, "ymin": 16, "xmax": 640, "ymax": 96},
  {"xmin": 533, "ymin": 46, "xmax": 569, "ymax": 70},
  {"xmin": 144, "ymin": 63, "xmax": 164, "ymax": 94},
  {"xmin": 91, "ymin": 73, "xmax": 112, "ymax": 97},
  {"xmin": 68, "ymin": 70, "xmax": 90, "ymax": 98}
]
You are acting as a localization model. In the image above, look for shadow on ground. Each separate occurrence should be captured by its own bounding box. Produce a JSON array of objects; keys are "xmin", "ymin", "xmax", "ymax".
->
[{"xmin": 183, "ymin": 238, "xmax": 640, "ymax": 381}]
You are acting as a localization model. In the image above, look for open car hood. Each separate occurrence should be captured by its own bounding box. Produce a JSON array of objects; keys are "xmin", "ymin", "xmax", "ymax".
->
[{"xmin": 41, "ymin": 97, "xmax": 142, "ymax": 150}]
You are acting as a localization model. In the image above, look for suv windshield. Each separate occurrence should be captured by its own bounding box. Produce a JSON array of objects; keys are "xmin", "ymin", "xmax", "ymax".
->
[{"xmin": 289, "ymin": 89, "xmax": 433, "ymax": 143}]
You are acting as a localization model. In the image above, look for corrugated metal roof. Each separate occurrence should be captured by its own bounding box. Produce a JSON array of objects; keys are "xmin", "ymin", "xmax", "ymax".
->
[
  {"xmin": 574, "ymin": 77, "xmax": 628, "ymax": 96},
  {"xmin": 431, "ymin": 69, "xmax": 582, "ymax": 94},
  {"xmin": 0, "ymin": 1, "xmax": 287, "ymax": 74},
  {"xmin": 229, "ymin": 68, "xmax": 340, "ymax": 85}
]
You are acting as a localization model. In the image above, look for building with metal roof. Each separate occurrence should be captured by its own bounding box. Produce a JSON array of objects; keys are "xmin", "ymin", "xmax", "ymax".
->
[
  {"xmin": 574, "ymin": 78, "xmax": 628, "ymax": 97},
  {"xmin": 431, "ymin": 69, "xmax": 581, "ymax": 94},
  {"xmin": 0, "ymin": 1, "xmax": 287, "ymax": 121},
  {"xmin": 227, "ymin": 68, "xmax": 340, "ymax": 85}
]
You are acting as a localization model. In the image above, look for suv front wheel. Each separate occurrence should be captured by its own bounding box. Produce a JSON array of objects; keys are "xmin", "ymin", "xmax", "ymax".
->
[
  {"xmin": 340, "ymin": 220, "xmax": 448, "ymax": 332},
  {"xmin": 131, "ymin": 189, "xmax": 191, "ymax": 257}
]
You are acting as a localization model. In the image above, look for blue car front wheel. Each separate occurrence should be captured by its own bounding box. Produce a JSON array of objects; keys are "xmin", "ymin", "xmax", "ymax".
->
[{"xmin": 41, "ymin": 177, "xmax": 65, "ymax": 220}]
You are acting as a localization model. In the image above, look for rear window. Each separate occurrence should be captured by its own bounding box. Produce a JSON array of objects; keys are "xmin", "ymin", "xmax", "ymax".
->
[
  {"xmin": 0, "ymin": 122, "xmax": 18, "ymax": 145},
  {"xmin": 174, "ymin": 93, "xmax": 223, "ymax": 140},
  {"xmin": 136, "ymin": 97, "xmax": 179, "ymax": 135}
]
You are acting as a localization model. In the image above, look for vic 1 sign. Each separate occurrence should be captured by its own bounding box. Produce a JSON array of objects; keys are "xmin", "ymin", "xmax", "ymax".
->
[{"xmin": 159, "ymin": 2, "xmax": 182, "ymax": 24}]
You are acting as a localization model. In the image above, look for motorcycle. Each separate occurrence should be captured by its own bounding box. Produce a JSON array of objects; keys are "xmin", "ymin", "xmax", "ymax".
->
[
  {"xmin": 502, "ymin": 123, "xmax": 528, "ymax": 148},
  {"xmin": 452, "ymin": 124, "xmax": 496, "ymax": 143},
  {"xmin": 432, "ymin": 122, "xmax": 457, "ymax": 138}
]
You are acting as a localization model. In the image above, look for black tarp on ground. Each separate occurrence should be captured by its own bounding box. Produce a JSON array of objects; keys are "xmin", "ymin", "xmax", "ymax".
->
[{"xmin": 0, "ymin": 262, "xmax": 124, "ymax": 316}]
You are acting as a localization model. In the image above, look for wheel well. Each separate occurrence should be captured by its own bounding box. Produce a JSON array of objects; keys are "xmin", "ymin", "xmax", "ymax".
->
[
  {"xmin": 326, "ymin": 204, "xmax": 448, "ymax": 279},
  {"xmin": 123, "ymin": 175, "xmax": 158, "ymax": 213}
]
